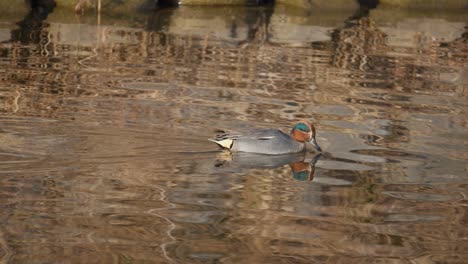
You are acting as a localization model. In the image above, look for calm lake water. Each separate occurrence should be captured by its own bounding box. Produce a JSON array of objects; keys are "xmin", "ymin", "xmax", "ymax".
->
[{"xmin": 0, "ymin": 2, "xmax": 467, "ymax": 264}]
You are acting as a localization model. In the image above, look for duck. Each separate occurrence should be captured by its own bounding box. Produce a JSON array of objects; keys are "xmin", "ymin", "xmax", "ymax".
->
[{"xmin": 209, "ymin": 121, "xmax": 322, "ymax": 155}]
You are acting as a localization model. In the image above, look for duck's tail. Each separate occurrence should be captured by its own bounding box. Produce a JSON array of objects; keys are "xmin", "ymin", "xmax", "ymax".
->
[{"xmin": 208, "ymin": 138, "xmax": 234, "ymax": 150}]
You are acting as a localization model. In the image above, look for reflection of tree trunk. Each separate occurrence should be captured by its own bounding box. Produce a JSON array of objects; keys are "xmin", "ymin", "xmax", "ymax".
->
[
  {"xmin": 159, "ymin": 0, "xmax": 276, "ymax": 5},
  {"xmin": 348, "ymin": 0, "xmax": 379, "ymax": 23},
  {"xmin": 147, "ymin": 7, "xmax": 176, "ymax": 33},
  {"xmin": 245, "ymin": 6, "xmax": 274, "ymax": 43},
  {"xmin": 255, "ymin": 0, "xmax": 275, "ymax": 4},
  {"xmin": 27, "ymin": 0, "xmax": 56, "ymax": 9},
  {"xmin": 157, "ymin": 0, "xmax": 179, "ymax": 7},
  {"xmin": 330, "ymin": 17, "xmax": 387, "ymax": 71},
  {"xmin": 11, "ymin": 0, "xmax": 55, "ymax": 44}
]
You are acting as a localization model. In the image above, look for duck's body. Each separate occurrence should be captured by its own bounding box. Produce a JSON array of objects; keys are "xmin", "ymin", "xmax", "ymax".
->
[
  {"xmin": 209, "ymin": 121, "xmax": 322, "ymax": 155},
  {"xmin": 210, "ymin": 129, "xmax": 305, "ymax": 155}
]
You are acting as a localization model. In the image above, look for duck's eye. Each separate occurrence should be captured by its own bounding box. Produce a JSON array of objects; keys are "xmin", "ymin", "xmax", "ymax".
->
[{"xmin": 295, "ymin": 123, "xmax": 310, "ymax": 132}]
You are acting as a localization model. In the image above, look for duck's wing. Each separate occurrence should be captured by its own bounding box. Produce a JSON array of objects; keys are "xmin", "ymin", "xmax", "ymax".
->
[
  {"xmin": 209, "ymin": 129, "xmax": 285, "ymax": 150},
  {"xmin": 208, "ymin": 132, "xmax": 240, "ymax": 150}
]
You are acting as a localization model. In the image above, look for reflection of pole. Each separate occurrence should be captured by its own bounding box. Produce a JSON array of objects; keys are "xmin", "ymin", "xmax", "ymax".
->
[
  {"xmin": 97, "ymin": 0, "xmax": 101, "ymax": 67},
  {"xmin": 97, "ymin": 0, "xmax": 101, "ymax": 25}
]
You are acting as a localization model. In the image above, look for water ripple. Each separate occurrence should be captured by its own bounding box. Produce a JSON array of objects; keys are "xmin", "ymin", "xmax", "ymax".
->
[{"xmin": 0, "ymin": 5, "xmax": 467, "ymax": 264}]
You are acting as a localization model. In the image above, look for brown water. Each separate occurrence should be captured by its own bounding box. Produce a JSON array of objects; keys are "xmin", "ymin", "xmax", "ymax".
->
[{"xmin": 0, "ymin": 3, "xmax": 467, "ymax": 264}]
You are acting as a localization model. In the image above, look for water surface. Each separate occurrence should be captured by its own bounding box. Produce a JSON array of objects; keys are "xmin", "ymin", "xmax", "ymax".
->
[{"xmin": 0, "ymin": 3, "xmax": 467, "ymax": 264}]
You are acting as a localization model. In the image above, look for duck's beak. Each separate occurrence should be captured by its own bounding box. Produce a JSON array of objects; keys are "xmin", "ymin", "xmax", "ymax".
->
[{"xmin": 309, "ymin": 137, "xmax": 322, "ymax": 152}]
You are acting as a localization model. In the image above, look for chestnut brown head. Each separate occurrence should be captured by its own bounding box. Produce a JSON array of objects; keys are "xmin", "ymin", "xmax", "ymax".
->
[{"xmin": 291, "ymin": 121, "xmax": 321, "ymax": 152}]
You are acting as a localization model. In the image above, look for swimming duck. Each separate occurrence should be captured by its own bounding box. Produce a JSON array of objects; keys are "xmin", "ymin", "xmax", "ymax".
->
[{"xmin": 209, "ymin": 121, "xmax": 322, "ymax": 155}]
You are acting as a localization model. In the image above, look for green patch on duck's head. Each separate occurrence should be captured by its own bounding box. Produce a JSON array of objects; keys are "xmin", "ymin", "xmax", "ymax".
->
[
  {"xmin": 291, "ymin": 121, "xmax": 314, "ymax": 142},
  {"xmin": 292, "ymin": 122, "xmax": 311, "ymax": 133}
]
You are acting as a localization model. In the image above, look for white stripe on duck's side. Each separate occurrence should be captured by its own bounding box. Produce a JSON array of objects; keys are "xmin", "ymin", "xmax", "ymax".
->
[
  {"xmin": 209, "ymin": 131, "xmax": 277, "ymax": 151},
  {"xmin": 209, "ymin": 130, "xmax": 278, "ymax": 150}
]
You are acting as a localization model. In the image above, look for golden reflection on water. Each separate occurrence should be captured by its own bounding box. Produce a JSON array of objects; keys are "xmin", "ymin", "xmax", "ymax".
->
[{"xmin": 0, "ymin": 3, "xmax": 467, "ymax": 264}]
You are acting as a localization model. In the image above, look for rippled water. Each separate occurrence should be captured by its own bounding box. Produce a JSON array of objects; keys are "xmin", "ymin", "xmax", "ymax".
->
[{"xmin": 0, "ymin": 3, "xmax": 467, "ymax": 264}]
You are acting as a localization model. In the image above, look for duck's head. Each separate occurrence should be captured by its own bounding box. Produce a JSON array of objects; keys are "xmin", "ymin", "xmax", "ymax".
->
[{"xmin": 291, "ymin": 121, "xmax": 322, "ymax": 152}]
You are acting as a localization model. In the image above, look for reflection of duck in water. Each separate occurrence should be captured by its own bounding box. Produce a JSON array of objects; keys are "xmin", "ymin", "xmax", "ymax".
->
[
  {"xmin": 209, "ymin": 121, "xmax": 322, "ymax": 155},
  {"xmin": 215, "ymin": 152, "xmax": 322, "ymax": 182},
  {"xmin": 290, "ymin": 153, "xmax": 321, "ymax": 181}
]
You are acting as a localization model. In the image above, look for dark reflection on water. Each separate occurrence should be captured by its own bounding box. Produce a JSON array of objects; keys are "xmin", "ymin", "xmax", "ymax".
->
[
  {"xmin": 215, "ymin": 152, "xmax": 322, "ymax": 181},
  {"xmin": 0, "ymin": 2, "xmax": 467, "ymax": 264}
]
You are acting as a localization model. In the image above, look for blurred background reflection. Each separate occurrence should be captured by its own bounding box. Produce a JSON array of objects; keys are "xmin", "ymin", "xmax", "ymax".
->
[{"xmin": 0, "ymin": 0, "xmax": 467, "ymax": 263}]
